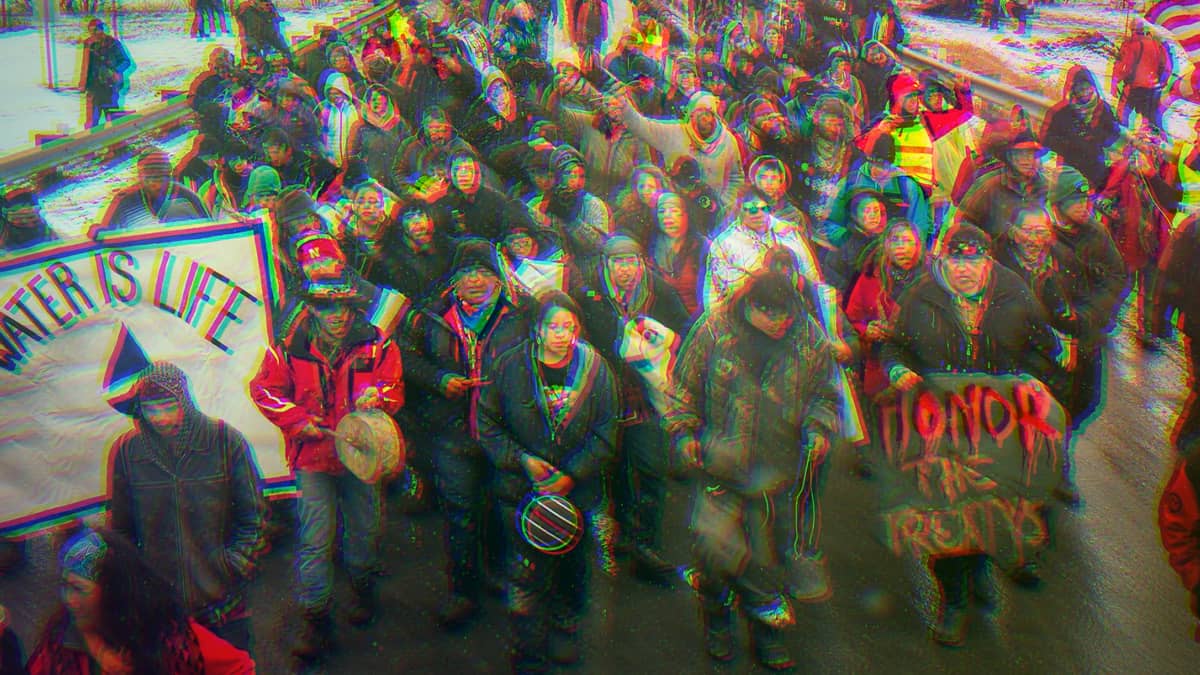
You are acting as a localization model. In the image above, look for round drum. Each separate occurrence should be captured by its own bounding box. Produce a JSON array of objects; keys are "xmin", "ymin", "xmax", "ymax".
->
[
  {"xmin": 517, "ymin": 493, "xmax": 583, "ymax": 555},
  {"xmin": 335, "ymin": 410, "xmax": 405, "ymax": 484}
]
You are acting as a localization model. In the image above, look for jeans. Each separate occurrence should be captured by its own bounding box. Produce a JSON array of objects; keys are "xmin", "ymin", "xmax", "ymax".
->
[
  {"xmin": 434, "ymin": 445, "xmax": 495, "ymax": 600},
  {"xmin": 503, "ymin": 504, "xmax": 591, "ymax": 674},
  {"xmin": 614, "ymin": 420, "xmax": 669, "ymax": 550},
  {"xmin": 931, "ymin": 554, "xmax": 988, "ymax": 610},
  {"xmin": 295, "ymin": 470, "xmax": 382, "ymax": 612}
]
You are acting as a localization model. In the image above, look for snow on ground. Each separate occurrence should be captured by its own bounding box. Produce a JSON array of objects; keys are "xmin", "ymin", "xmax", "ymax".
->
[
  {"xmin": 903, "ymin": 3, "xmax": 1200, "ymax": 146},
  {"xmin": 0, "ymin": 4, "xmax": 373, "ymax": 154}
]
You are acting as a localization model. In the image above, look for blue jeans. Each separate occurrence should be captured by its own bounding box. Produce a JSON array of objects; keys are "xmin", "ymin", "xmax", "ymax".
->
[
  {"xmin": 295, "ymin": 470, "xmax": 382, "ymax": 612},
  {"xmin": 434, "ymin": 445, "xmax": 492, "ymax": 600}
]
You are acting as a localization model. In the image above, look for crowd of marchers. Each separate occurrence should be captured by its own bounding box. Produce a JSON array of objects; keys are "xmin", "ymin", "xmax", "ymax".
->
[{"xmin": 6, "ymin": 0, "xmax": 1200, "ymax": 672}]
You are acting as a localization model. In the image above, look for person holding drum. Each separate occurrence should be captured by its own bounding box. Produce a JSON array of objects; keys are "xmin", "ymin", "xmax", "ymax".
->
[
  {"xmin": 478, "ymin": 291, "xmax": 619, "ymax": 673},
  {"xmin": 250, "ymin": 275, "xmax": 404, "ymax": 662}
]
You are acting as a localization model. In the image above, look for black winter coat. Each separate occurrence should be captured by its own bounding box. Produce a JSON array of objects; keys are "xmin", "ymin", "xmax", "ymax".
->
[
  {"xmin": 479, "ymin": 340, "xmax": 619, "ymax": 507},
  {"xmin": 575, "ymin": 268, "xmax": 690, "ymax": 422},
  {"xmin": 402, "ymin": 293, "xmax": 531, "ymax": 445},
  {"xmin": 881, "ymin": 263, "xmax": 1060, "ymax": 382}
]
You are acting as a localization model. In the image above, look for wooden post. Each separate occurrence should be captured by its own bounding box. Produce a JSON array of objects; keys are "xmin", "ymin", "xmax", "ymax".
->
[{"xmin": 41, "ymin": 0, "xmax": 56, "ymax": 89}]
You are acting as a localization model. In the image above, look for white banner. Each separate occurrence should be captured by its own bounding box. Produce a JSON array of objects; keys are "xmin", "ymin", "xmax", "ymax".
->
[{"xmin": 0, "ymin": 220, "xmax": 287, "ymax": 536}]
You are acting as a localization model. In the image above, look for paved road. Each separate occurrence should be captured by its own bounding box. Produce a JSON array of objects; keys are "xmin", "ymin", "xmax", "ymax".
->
[{"xmin": 2, "ymin": 302, "xmax": 1198, "ymax": 673}]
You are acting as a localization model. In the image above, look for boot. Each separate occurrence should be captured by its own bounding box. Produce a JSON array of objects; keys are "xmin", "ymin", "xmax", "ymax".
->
[
  {"xmin": 347, "ymin": 578, "xmax": 377, "ymax": 627},
  {"xmin": 970, "ymin": 559, "xmax": 1000, "ymax": 612},
  {"xmin": 750, "ymin": 622, "xmax": 795, "ymax": 671},
  {"xmin": 785, "ymin": 551, "xmax": 832, "ymax": 602},
  {"xmin": 701, "ymin": 605, "xmax": 735, "ymax": 662},
  {"xmin": 630, "ymin": 545, "xmax": 676, "ymax": 587},
  {"xmin": 291, "ymin": 608, "xmax": 335, "ymax": 660},
  {"xmin": 1007, "ymin": 561, "xmax": 1042, "ymax": 589},
  {"xmin": 436, "ymin": 594, "xmax": 481, "ymax": 631},
  {"xmin": 931, "ymin": 605, "xmax": 968, "ymax": 647}
]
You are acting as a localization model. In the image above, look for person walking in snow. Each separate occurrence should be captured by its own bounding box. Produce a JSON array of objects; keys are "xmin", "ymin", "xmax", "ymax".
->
[{"xmin": 79, "ymin": 18, "xmax": 132, "ymax": 128}]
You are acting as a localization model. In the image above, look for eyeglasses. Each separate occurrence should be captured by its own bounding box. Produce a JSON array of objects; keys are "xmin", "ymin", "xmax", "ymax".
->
[{"xmin": 742, "ymin": 202, "xmax": 771, "ymax": 214}]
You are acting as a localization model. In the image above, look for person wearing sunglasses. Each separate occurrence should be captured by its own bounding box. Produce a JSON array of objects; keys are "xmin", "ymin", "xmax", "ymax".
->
[
  {"xmin": 702, "ymin": 186, "xmax": 822, "ymax": 311},
  {"xmin": 1039, "ymin": 66, "xmax": 1122, "ymax": 190}
]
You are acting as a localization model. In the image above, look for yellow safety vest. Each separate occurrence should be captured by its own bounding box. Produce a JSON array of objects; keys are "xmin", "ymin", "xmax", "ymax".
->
[
  {"xmin": 1174, "ymin": 141, "xmax": 1200, "ymax": 232},
  {"xmin": 893, "ymin": 123, "xmax": 935, "ymax": 193}
]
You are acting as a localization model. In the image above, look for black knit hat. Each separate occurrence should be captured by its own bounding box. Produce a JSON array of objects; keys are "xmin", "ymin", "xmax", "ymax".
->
[
  {"xmin": 451, "ymin": 237, "xmax": 502, "ymax": 279},
  {"xmin": 742, "ymin": 270, "xmax": 799, "ymax": 315},
  {"xmin": 273, "ymin": 187, "xmax": 320, "ymax": 226}
]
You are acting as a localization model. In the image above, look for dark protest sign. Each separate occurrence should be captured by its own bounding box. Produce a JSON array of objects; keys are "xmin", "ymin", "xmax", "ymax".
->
[{"xmin": 872, "ymin": 373, "xmax": 1066, "ymax": 562}]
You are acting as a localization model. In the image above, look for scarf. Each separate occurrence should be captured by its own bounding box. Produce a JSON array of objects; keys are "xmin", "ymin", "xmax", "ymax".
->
[
  {"xmin": 532, "ymin": 341, "xmax": 602, "ymax": 443},
  {"xmin": 601, "ymin": 264, "xmax": 651, "ymax": 319}
]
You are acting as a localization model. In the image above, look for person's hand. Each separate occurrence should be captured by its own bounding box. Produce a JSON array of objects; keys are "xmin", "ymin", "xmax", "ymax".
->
[
  {"xmin": 680, "ymin": 437, "xmax": 702, "ymax": 469},
  {"xmin": 536, "ymin": 470, "xmax": 575, "ymax": 496},
  {"xmin": 354, "ymin": 386, "xmax": 384, "ymax": 410},
  {"xmin": 831, "ymin": 339, "xmax": 853, "ymax": 364},
  {"xmin": 521, "ymin": 453, "xmax": 554, "ymax": 482},
  {"xmin": 443, "ymin": 375, "xmax": 488, "ymax": 398},
  {"xmin": 877, "ymin": 117, "xmax": 899, "ymax": 134},
  {"xmin": 298, "ymin": 420, "xmax": 329, "ymax": 441},
  {"xmin": 865, "ymin": 321, "xmax": 890, "ymax": 341},
  {"xmin": 893, "ymin": 369, "xmax": 923, "ymax": 392}
]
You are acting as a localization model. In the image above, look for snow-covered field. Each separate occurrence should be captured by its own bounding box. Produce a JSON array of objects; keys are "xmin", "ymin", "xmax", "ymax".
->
[
  {"xmin": 903, "ymin": 2, "xmax": 1200, "ymax": 146},
  {"xmin": 0, "ymin": 5, "xmax": 372, "ymax": 154}
]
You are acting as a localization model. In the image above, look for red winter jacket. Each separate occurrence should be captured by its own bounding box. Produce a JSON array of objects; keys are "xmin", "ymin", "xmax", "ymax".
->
[
  {"xmin": 250, "ymin": 315, "xmax": 403, "ymax": 473},
  {"xmin": 1160, "ymin": 454, "xmax": 1200, "ymax": 593}
]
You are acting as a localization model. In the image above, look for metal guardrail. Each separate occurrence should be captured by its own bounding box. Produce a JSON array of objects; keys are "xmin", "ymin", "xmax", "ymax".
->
[
  {"xmin": 0, "ymin": 2, "xmax": 395, "ymax": 185},
  {"xmin": 896, "ymin": 44, "xmax": 1185, "ymax": 163},
  {"xmin": 897, "ymin": 45, "xmax": 1056, "ymax": 124}
]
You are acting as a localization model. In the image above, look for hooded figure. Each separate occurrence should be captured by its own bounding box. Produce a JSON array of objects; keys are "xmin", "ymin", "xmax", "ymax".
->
[
  {"xmin": 576, "ymin": 234, "xmax": 689, "ymax": 584},
  {"xmin": 108, "ymin": 362, "xmax": 265, "ymax": 650},
  {"xmin": 1039, "ymin": 65, "xmax": 1122, "ymax": 188},
  {"xmin": 528, "ymin": 145, "xmax": 612, "ymax": 264},
  {"xmin": 317, "ymin": 72, "xmax": 361, "ymax": 169},
  {"xmin": 616, "ymin": 88, "xmax": 746, "ymax": 209},
  {"xmin": 664, "ymin": 270, "xmax": 839, "ymax": 669}
]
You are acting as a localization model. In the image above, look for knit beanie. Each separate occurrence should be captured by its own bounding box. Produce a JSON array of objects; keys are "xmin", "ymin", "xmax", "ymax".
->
[
  {"xmin": 242, "ymin": 166, "xmax": 282, "ymax": 207},
  {"xmin": 602, "ymin": 233, "xmax": 643, "ymax": 259},
  {"xmin": 451, "ymin": 237, "xmax": 502, "ymax": 278},
  {"xmin": 137, "ymin": 149, "xmax": 172, "ymax": 178},
  {"xmin": 1049, "ymin": 165, "xmax": 1090, "ymax": 206}
]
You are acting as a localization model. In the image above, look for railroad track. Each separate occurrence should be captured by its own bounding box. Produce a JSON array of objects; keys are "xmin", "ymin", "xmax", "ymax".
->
[{"xmin": 0, "ymin": 1, "xmax": 395, "ymax": 189}]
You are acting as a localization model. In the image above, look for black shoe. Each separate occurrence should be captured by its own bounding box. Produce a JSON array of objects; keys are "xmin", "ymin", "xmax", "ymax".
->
[
  {"xmin": 751, "ymin": 622, "xmax": 795, "ymax": 671},
  {"xmin": 1007, "ymin": 562, "xmax": 1042, "ymax": 589},
  {"xmin": 631, "ymin": 547, "xmax": 677, "ymax": 587},
  {"xmin": 548, "ymin": 629, "xmax": 581, "ymax": 665},
  {"xmin": 291, "ymin": 609, "xmax": 335, "ymax": 660},
  {"xmin": 932, "ymin": 606, "xmax": 967, "ymax": 647},
  {"xmin": 347, "ymin": 579, "xmax": 377, "ymax": 627},
  {"xmin": 484, "ymin": 570, "xmax": 507, "ymax": 598},
  {"xmin": 702, "ymin": 609, "xmax": 735, "ymax": 662},
  {"xmin": 436, "ymin": 594, "xmax": 480, "ymax": 631}
]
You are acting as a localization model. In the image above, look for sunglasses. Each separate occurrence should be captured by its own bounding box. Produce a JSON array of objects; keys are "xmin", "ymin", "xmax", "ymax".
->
[{"xmin": 742, "ymin": 202, "xmax": 771, "ymax": 214}]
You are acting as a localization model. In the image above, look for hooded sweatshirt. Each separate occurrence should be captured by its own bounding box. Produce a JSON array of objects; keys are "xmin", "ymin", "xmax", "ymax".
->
[
  {"xmin": 617, "ymin": 90, "xmax": 746, "ymax": 209},
  {"xmin": 1039, "ymin": 65, "xmax": 1121, "ymax": 188},
  {"xmin": 318, "ymin": 72, "xmax": 361, "ymax": 169},
  {"xmin": 108, "ymin": 363, "xmax": 265, "ymax": 623}
]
